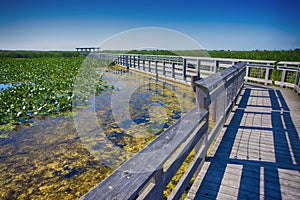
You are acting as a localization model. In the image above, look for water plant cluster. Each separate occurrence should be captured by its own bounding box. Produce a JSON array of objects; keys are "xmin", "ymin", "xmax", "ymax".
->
[{"xmin": 0, "ymin": 57, "xmax": 111, "ymax": 128}]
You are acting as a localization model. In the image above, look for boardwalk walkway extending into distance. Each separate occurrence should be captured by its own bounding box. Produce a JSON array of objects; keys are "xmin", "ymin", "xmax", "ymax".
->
[{"xmin": 187, "ymin": 83, "xmax": 300, "ymax": 200}]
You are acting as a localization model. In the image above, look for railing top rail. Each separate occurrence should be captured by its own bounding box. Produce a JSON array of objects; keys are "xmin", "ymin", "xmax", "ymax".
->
[
  {"xmin": 116, "ymin": 53, "xmax": 182, "ymax": 59},
  {"xmin": 98, "ymin": 53, "xmax": 277, "ymax": 63},
  {"xmin": 195, "ymin": 62, "xmax": 246, "ymax": 92},
  {"xmin": 277, "ymin": 66, "xmax": 300, "ymax": 72},
  {"xmin": 181, "ymin": 56, "xmax": 277, "ymax": 64},
  {"xmin": 277, "ymin": 61, "xmax": 300, "ymax": 72},
  {"xmin": 277, "ymin": 61, "xmax": 300, "ymax": 65},
  {"xmin": 246, "ymin": 63, "xmax": 275, "ymax": 68},
  {"xmin": 106, "ymin": 53, "xmax": 277, "ymax": 63}
]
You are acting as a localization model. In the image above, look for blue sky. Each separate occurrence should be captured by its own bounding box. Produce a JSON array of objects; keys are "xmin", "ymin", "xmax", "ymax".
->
[{"xmin": 0, "ymin": 0, "xmax": 299, "ymax": 50}]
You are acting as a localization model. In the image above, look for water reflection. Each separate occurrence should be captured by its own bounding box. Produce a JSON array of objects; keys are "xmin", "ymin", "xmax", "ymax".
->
[{"xmin": 0, "ymin": 66, "xmax": 195, "ymax": 200}]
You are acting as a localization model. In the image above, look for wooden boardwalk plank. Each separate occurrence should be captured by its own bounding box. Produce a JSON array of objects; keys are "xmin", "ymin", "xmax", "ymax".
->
[{"xmin": 186, "ymin": 84, "xmax": 300, "ymax": 200}]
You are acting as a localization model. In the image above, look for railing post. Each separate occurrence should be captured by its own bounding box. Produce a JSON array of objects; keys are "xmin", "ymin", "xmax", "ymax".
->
[
  {"xmin": 209, "ymin": 101, "xmax": 217, "ymax": 122},
  {"xmin": 295, "ymin": 66, "xmax": 300, "ymax": 95},
  {"xmin": 133, "ymin": 56, "xmax": 136, "ymax": 68},
  {"xmin": 155, "ymin": 60, "xmax": 158, "ymax": 80},
  {"xmin": 183, "ymin": 58, "xmax": 187, "ymax": 81},
  {"xmin": 148, "ymin": 60, "xmax": 151, "ymax": 72},
  {"xmin": 129, "ymin": 56, "xmax": 132, "ymax": 68},
  {"xmin": 141, "ymin": 169, "xmax": 165, "ymax": 200},
  {"xmin": 162, "ymin": 60, "xmax": 166, "ymax": 76},
  {"xmin": 172, "ymin": 62, "xmax": 175, "ymax": 79},
  {"xmin": 195, "ymin": 86, "xmax": 209, "ymax": 112},
  {"xmin": 126, "ymin": 55, "xmax": 129, "ymax": 69},
  {"xmin": 190, "ymin": 59, "xmax": 202, "ymax": 92},
  {"xmin": 245, "ymin": 62, "xmax": 250, "ymax": 82},
  {"xmin": 296, "ymin": 67, "xmax": 300, "ymax": 85},
  {"xmin": 214, "ymin": 60, "xmax": 219, "ymax": 73},
  {"xmin": 232, "ymin": 61, "xmax": 235, "ymax": 66},
  {"xmin": 197, "ymin": 59, "xmax": 201, "ymax": 78},
  {"xmin": 281, "ymin": 65, "xmax": 287, "ymax": 87},
  {"xmin": 216, "ymin": 89, "xmax": 226, "ymax": 123},
  {"xmin": 191, "ymin": 76, "xmax": 199, "ymax": 92},
  {"xmin": 195, "ymin": 79, "xmax": 216, "ymax": 122},
  {"xmin": 265, "ymin": 63, "xmax": 270, "ymax": 85}
]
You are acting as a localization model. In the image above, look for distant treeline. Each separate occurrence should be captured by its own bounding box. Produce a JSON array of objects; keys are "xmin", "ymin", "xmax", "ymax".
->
[
  {"xmin": 0, "ymin": 50, "xmax": 80, "ymax": 58},
  {"xmin": 1, "ymin": 49, "xmax": 300, "ymax": 61},
  {"xmin": 126, "ymin": 49, "xmax": 177, "ymax": 56},
  {"xmin": 124, "ymin": 49, "xmax": 300, "ymax": 62},
  {"xmin": 208, "ymin": 49, "xmax": 300, "ymax": 62}
]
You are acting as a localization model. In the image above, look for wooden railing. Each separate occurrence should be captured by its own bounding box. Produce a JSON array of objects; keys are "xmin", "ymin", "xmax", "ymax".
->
[
  {"xmin": 276, "ymin": 61, "xmax": 300, "ymax": 94},
  {"xmin": 114, "ymin": 54, "xmax": 250, "ymax": 83},
  {"xmin": 87, "ymin": 53, "xmax": 300, "ymax": 95},
  {"xmin": 81, "ymin": 61, "xmax": 246, "ymax": 200},
  {"xmin": 110, "ymin": 54, "xmax": 300, "ymax": 95}
]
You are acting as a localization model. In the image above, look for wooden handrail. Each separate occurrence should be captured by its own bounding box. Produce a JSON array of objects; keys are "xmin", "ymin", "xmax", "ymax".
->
[{"xmin": 195, "ymin": 62, "xmax": 246, "ymax": 120}]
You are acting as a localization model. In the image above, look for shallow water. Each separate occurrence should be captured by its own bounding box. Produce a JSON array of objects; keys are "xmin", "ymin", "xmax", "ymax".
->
[
  {"xmin": 0, "ymin": 82, "xmax": 22, "ymax": 91},
  {"xmin": 0, "ymin": 66, "xmax": 195, "ymax": 200},
  {"xmin": 0, "ymin": 83, "xmax": 12, "ymax": 90}
]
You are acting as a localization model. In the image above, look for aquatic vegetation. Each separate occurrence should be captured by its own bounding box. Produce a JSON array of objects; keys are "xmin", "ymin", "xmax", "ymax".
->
[
  {"xmin": 0, "ymin": 57, "xmax": 113, "ymax": 129},
  {"xmin": 164, "ymin": 150, "xmax": 196, "ymax": 199},
  {"xmin": 75, "ymin": 68, "xmax": 196, "ymax": 168},
  {"xmin": 0, "ymin": 132, "xmax": 9, "ymax": 138},
  {"xmin": 0, "ymin": 116, "xmax": 114, "ymax": 200},
  {"xmin": 0, "ymin": 50, "xmax": 80, "ymax": 58}
]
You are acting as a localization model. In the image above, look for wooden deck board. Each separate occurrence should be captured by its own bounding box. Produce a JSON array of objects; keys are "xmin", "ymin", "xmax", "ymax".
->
[{"xmin": 186, "ymin": 84, "xmax": 300, "ymax": 200}]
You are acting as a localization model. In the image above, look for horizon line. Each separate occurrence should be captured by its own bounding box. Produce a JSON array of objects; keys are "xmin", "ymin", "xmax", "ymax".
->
[{"xmin": 1, "ymin": 48, "xmax": 300, "ymax": 52}]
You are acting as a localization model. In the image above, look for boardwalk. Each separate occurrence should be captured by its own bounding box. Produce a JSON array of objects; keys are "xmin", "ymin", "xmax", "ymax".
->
[
  {"xmin": 187, "ymin": 83, "xmax": 300, "ymax": 200},
  {"xmin": 81, "ymin": 55, "xmax": 299, "ymax": 199}
]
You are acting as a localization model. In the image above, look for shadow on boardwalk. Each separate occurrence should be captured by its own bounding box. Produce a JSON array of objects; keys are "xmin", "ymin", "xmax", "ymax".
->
[{"xmin": 192, "ymin": 84, "xmax": 300, "ymax": 200}]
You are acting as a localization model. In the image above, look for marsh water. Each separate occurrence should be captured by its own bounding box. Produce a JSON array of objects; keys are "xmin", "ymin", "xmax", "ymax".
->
[{"xmin": 0, "ymin": 66, "xmax": 195, "ymax": 200}]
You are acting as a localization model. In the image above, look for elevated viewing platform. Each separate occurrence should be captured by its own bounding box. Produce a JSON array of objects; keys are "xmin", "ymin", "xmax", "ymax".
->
[{"xmin": 76, "ymin": 47, "xmax": 100, "ymax": 52}]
